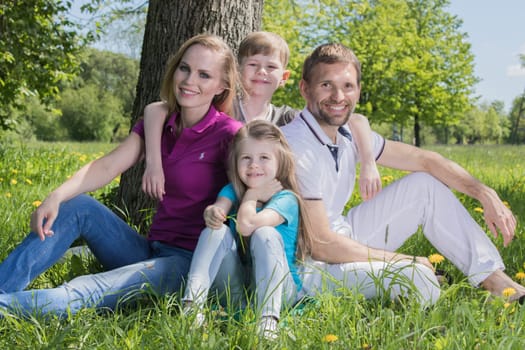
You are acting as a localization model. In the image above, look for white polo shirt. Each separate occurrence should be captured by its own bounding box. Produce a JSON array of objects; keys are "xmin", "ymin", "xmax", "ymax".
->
[{"xmin": 281, "ymin": 108, "xmax": 385, "ymax": 231}]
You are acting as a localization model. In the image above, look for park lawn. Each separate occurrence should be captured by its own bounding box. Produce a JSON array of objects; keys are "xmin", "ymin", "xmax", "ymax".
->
[{"xmin": 0, "ymin": 141, "xmax": 524, "ymax": 349}]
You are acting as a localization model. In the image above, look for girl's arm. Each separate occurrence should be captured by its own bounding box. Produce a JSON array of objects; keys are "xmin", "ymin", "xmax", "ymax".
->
[
  {"xmin": 142, "ymin": 101, "xmax": 170, "ymax": 201},
  {"xmin": 236, "ymin": 180, "xmax": 283, "ymax": 236},
  {"xmin": 348, "ymin": 113, "xmax": 381, "ymax": 201},
  {"xmin": 31, "ymin": 133, "xmax": 144, "ymax": 240},
  {"xmin": 203, "ymin": 196, "xmax": 233, "ymax": 230}
]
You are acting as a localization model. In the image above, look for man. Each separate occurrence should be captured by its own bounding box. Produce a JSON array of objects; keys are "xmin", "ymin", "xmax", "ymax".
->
[{"xmin": 281, "ymin": 43, "xmax": 524, "ymax": 305}]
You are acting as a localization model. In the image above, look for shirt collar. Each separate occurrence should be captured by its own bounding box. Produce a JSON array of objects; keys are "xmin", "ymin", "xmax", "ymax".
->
[
  {"xmin": 299, "ymin": 108, "xmax": 352, "ymax": 146},
  {"xmin": 164, "ymin": 105, "xmax": 220, "ymax": 134}
]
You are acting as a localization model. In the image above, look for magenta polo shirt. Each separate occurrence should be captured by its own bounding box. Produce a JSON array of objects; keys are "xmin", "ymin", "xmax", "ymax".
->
[{"xmin": 132, "ymin": 106, "xmax": 242, "ymax": 251}]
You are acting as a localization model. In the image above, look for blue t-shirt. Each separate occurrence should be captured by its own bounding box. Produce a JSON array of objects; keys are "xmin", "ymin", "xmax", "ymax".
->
[{"xmin": 218, "ymin": 184, "xmax": 302, "ymax": 289}]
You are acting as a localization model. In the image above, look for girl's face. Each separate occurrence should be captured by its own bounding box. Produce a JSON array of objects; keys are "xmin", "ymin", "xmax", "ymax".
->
[
  {"xmin": 173, "ymin": 44, "xmax": 226, "ymax": 117},
  {"xmin": 237, "ymin": 137, "xmax": 279, "ymax": 189}
]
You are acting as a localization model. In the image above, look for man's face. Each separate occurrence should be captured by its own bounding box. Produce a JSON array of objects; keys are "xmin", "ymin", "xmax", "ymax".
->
[{"xmin": 300, "ymin": 62, "xmax": 360, "ymax": 128}]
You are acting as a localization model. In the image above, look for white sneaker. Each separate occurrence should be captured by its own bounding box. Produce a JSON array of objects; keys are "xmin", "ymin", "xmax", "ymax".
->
[
  {"xmin": 258, "ymin": 316, "xmax": 279, "ymax": 340},
  {"xmin": 183, "ymin": 303, "xmax": 205, "ymax": 328}
]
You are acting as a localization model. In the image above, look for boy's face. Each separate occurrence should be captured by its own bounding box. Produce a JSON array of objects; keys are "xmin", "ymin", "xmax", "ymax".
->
[{"xmin": 240, "ymin": 52, "xmax": 290, "ymax": 99}]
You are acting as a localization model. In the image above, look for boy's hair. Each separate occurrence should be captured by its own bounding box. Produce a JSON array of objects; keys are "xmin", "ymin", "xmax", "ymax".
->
[
  {"xmin": 160, "ymin": 33, "xmax": 239, "ymax": 116},
  {"xmin": 228, "ymin": 120, "xmax": 313, "ymax": 260},
  {"xmin": 302, "ymin": 43, "xmax": 361, "ymax": 85},
  {"xmin": 238, "ymin": 31, "xmax": 290, "ymax": 68}
]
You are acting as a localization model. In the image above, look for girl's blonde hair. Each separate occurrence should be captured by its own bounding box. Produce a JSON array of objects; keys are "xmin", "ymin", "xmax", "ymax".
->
[
  {"xmin": 160, "ymin": 34, "xmax": 239, "ymax": 116},
  {"xmin": 228, "ymin": 120, "xmax": 313, "ymax": 261}
]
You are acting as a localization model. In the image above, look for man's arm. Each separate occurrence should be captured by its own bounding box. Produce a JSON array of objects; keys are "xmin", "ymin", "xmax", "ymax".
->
[
  {"xmin": 377, "ymin": 140, "xmax": 516, "ymax": 246},
  {"xmin": 305, "ymin": 199, "xmax": 431, "ymax": 268}
]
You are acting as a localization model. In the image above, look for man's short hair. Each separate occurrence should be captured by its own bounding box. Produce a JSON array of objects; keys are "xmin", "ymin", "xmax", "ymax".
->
[
  {"xmin": 302, "ymin": 43, "xmax": 361, "ymax": 84},
  {"xmin": 238, "ymin": 31, "xmax": 290, "ymax": 68}
]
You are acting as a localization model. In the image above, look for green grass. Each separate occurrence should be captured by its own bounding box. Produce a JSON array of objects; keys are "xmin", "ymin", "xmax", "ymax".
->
[{"xmin": 0, "ymin": 141, "xmax": 524, "ymax": 349}]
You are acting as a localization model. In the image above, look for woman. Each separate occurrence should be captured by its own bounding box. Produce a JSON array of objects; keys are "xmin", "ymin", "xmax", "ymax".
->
[{"xmin": 0, "ymin": 34, "xmax": 242, "ymax": 317}]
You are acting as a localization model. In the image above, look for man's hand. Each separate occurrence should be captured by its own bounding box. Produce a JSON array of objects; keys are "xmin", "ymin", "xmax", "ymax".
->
[{"xmin": 481, "ymin": 189, "xmax": 516, "ymax": 247}]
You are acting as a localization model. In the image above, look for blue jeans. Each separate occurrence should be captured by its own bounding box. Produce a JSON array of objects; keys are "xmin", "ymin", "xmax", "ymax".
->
[{"xmin": 0, "ymin": 194, "xmax": 193, "ymax": 317}]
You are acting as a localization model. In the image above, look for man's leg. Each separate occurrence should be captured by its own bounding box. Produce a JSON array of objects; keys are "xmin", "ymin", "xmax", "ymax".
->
[
  {"xmin": 301, "ymin": 259, "xmax": 440, "ymax": 306},
  {"xmin": 0, "ymin": 194, "xmax": 150, "ymax": 293},
  {"xmin": 347, "ymin": 172, "xmax": 504, "ymax": 286}
]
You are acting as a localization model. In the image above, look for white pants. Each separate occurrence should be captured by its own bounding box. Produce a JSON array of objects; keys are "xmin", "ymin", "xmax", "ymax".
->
[
  {"xmin": 184, "ymin": 225, "xmax": 297, "ymax": 319},
  {"xmin": 302, "ymin": 172, "xmax": 504, "ymax": 305}
]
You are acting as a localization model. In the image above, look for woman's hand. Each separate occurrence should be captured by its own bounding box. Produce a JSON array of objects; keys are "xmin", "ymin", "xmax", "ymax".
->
[{"xmin": 30, "ymin": 196, "xmax": 60, "ymax": 241}]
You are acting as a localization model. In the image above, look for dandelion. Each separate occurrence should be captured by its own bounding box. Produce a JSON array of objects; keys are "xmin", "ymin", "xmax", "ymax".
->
[
  {"xmin": 502, "ymin": 201, "xmax": 510, "ymax": 208},
  {"xmin": 362, "ymin": 344, "xmax": 371, "ymax": 349},
  {"xmin": 11, "ymin": 169, "xmax": 19, "ymax": 174},
  {"xmin": 381, "ymin": 175, "xmax": 394, "ymax": 183},
  {"xmin": 515, "ymin": 272, "xmax": 525, "ymax": 280},
  {"xmin": 5, "ymin": 193, "xmax": 11, "ymax": 198},
  {"xmin": 322, "ymin": 334, "xmax": 338, "ymax": 343},
  {"xmin": 504, "ymin": 302, "xmax": 511, "ymax": 309},
  {"xmin": 10, "ymin": 179, "xmax": 17, "ymax": 185},
  {"xmin": 428, "ymin": 253, "xmax": 445, "ymax": 265},
  {"xmin": 32, "ymin": 200, "xmax": 42, "ymax": 207},
  {"xmin": 473, "ymin": 207, "xmax": 483, "ymax": 213},
  {"xmin": 25, "ymin": 179, "xmax": 33, "ymax": 185},
  {"xmin": 502, "ymin": 287, "xmax": 516, "ymax": 298},
  {"xmin": 78, "ymin": 154, "xmax": 87, "ymax": 162}
]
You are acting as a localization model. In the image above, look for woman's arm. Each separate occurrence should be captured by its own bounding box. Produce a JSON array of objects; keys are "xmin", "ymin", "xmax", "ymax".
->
[{"xmin": 31, "ymin": 133, "xmax": 144, "ymax": 240}]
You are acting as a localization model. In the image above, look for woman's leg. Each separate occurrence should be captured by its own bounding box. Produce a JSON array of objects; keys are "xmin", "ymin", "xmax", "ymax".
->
[
  {"xmin": 0, "ymin": 194, "xmax": 150, "ymax": 293},
  {"xmin": 0, "ymin": 245, "xmax": 193, "ymax": 317}
]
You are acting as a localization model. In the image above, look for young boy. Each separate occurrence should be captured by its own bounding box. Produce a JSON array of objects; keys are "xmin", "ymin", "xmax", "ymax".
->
[{"xmin": 141, "ymin": 31, "xmax": 381, "ymax": 202}]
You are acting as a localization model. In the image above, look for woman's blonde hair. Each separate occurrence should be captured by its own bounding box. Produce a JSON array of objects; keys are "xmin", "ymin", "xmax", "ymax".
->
[
  {"xmin": 228, "ymin": 120, "xmax": 313, "ymax": 261},
  {"xmin": 160, "ymin": 34, "xmax": 239, "ymax": 116}
]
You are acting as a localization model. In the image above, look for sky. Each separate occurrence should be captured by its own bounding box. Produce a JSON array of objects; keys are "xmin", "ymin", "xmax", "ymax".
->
[{"xmin": 447, "ymin": 0, "xmax": 525, "ymax": 112}]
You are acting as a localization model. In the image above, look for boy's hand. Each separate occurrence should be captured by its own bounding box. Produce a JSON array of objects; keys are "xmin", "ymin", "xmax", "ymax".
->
[
  {"xmin": 142, "ymin": 163, "xmax": 165, "ymax": 201},
  {"xmin": 204, "ymin": 205, "xmax": 227, "ymax": 229},
  {"xmin": 359, "ymin": 160, "xmax": 382, "ymax": 201}
]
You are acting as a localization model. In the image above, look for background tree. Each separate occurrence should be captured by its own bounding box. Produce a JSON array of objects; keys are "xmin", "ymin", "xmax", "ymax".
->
[
  {"xmin": 509, "ymin": 54, "xmax": 525, "ymax": 144},
  {"xmin": 117, "ymin": 0, "xmax": 264, "ymax": 229},
  {"xmin": 0, "ymin": 0, "xmax": 83, "ymax": 129}
]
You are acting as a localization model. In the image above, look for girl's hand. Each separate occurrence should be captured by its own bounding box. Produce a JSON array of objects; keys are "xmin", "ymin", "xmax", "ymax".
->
[
  {"xmin": 249, "ymin": 179, "xmax": 283, "ymax": 203},
  {"xmin": 359, "ymin": 160, "xmax": 382, "ymax": 201},
  {"xmin": 204, "ymin": 205, "xmax": 227, "ymax": 229},
  {"xmin": 142, "ymin": 163, "xmax": 165, "ymax": 201}
]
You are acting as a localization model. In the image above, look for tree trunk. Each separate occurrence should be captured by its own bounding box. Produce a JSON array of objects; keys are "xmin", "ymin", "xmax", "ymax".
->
[
  {"xmin": 510, "ymin": 88, "xmax": 525, "ymax": 144},
  {"xmin": 117, "ymin": 0, "xmax": 264, "ymax": 232},
  {"xmin": 414, "ymin": 114, "xmax": 421, "ymax": 147}
]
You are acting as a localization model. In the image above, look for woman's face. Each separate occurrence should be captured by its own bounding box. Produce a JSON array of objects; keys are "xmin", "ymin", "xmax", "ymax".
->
[
  {"xmin": 173, "ymin": 44, "xmax": 226, "ymax": 117},
  {"xmin": 237, "ymin": 137, "xmax": 279, "ymax": 189}
]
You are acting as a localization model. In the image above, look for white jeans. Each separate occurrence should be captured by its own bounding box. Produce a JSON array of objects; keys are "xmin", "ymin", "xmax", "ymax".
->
[
  {"xmin": 183, "ymin": 225, "xmax": 297, "ymax": 319},
  {"xmin": 301, "ymin": 172, "xmax": 504, "ymax": 305}
]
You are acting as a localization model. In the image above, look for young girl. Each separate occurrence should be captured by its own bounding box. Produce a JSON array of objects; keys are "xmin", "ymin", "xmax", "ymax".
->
[
  {"xmin": 0, "ymin": 34, "xmax": 242, "ymax": 317},
  {"xmin": 182, "ymin": 120, "xmax": 313, "ymax": 339}
]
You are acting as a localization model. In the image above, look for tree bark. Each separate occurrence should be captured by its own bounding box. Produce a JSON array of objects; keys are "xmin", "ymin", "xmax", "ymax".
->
[
  {"xmin": 414, "ymin": 114, "xmax": 421, "ymax": 147},
  {"xmin": 117, "ymin": 0, "xmax": 264, "ymax": 232}
]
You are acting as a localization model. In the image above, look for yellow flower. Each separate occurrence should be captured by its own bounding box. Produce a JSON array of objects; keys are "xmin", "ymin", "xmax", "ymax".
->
[
  {"xmin": 322, "ymin": 334, "xmax": 338, "ymax": 343},
  {"xmin": 32, "ymin": 200, "xmax": 42, "ymax": 207},
  {"xmin": 5, "ymin": 193, "xmax": 12, "ymax": 198},
  {"xmin": 502, "ymin": 287, "xmax": 516, "ymax": 298},
  {"xmin": 381, "ymin": 175, "xmax": 394, "ymax": 183},
  {"xmin": 473, "ymin": 207, "xmax": 483, "ymax": 213},
  {"xmin": 502, "ymin": 201, "xmax": 510, "ymax": 208},
  {"xmin": 10, "ymin": 179, "xmax": 17, "ymax": 185},
  {"xmin": 25, "ymin": 179, "xmax": 33, "ymax": 185},
  {"xmin": 78, "ymin": 155, "xmax": 87, "ymax": 162},
  {"xmin": 504, "ymin": 302, "xmax": 511, "ymax": 308},
  {"xmin": 515, "ymin": 272, "xmax": 525, "ymax": 280},
  {"xmin": 10, "ymin": 169, "xmax": 19, "ymax": 174},
  {"xmin": 428, "ymin": 253, "xmax": 445, "ymax": 265}
]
